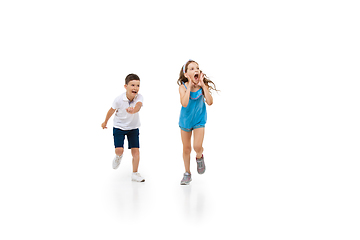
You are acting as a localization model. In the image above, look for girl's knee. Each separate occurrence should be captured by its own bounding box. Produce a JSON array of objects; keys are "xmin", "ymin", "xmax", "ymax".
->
[
  {"xmin": 193, "ymin": 145, "xmax": 203, "ymax": 154},
  {"xmin": 183, "ymin": 146, "xmax": 191, "ymax": 155}
]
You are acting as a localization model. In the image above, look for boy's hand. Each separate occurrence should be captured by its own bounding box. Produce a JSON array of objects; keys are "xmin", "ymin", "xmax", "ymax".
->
[
  {"xmin": 126, "ymin": 107, "xmax": 135, "ymax": 114},
  {"xmin": 101, "ymin": 122, "xmax": 107, "ymax": 129}
]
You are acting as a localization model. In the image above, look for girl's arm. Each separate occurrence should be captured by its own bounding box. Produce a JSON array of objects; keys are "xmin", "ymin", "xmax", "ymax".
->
[
  {"xmin": 199, "ymin": 73, "xmax": 213, "ymax": 106},
  {"xmin": 179, "ymin": 83, "xmax": 191, "ymax": 107},
  {"xmin": 101, "ymin": 107, "xmax": 116, "ymax": 129},
  {"xmin": 202, "ymin": 85, "xmax": 213, "ymax": 106}
]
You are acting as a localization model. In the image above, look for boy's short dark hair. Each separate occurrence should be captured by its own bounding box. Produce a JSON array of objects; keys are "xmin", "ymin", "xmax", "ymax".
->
[{"xmin": 125, "ymin": 74, "xmax": 140, "ymax": 85}]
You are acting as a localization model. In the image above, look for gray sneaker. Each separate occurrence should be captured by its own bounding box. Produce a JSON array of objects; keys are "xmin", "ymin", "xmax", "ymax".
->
[
  {"xmin": 180, "ymin": 172, "xmax": 192, "ymax": 185},
  {"xmin": 196, "ymin": 155, "xmax": 206, "ymax": 174}
]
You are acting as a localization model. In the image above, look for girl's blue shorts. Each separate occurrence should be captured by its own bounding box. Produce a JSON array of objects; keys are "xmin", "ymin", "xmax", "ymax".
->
[
  {"xmin": 179, "ymin": 125, "xmax": 205, "ymax": 132},
  {"xmin": 113, "ymin": 128, "xmax": 140, "ymax": 149}
]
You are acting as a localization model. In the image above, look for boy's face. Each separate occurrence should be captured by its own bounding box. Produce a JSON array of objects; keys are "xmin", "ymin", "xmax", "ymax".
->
[
  {"xmin": 185, "ymin": 62, "xmax": 200, "ymax": 84},
  {"xmin": 124, "ymin": 80, "xmax": 140, "ymax": 97}
]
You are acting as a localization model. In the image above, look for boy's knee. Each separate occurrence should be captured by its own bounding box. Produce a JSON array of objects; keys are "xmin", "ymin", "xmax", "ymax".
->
[
  {"xmin": 131, "ymin": 148, "xmax": 139, "ymax": 157},
  {"xmin": 115, "ymin": 147, "xmax": 124, "ymax": 156}
]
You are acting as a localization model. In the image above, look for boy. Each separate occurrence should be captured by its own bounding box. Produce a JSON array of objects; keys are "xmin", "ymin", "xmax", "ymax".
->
[{"xmin": 101, "ymin": 74, "xmax": 145, "ymax": 182}]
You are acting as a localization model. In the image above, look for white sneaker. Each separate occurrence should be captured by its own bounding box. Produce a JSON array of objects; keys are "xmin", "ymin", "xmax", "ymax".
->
[
  {"xmin": 132, "ymin": 172, "xmax": 145, "ymax": 182},
  {"xmin": 112, "ymin": 155, "xmax": 123, "ymax": 169}
]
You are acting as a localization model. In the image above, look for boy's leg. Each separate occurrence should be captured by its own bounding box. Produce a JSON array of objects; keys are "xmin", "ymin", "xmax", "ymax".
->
[
  {"xmin": 131, "ymin": 147, "xmax": 144, "ymax": 182},
  {"xmin": 193, "ymin": 127, "xmax": 205, "ymax": 158},
  {"xmin": 131, "ymin": 148, "xmax": 140, "ymax": 172},
  {"xmin": 113, "ymin": 128, "xmax": 126, "ymax": 154},
  {"xmin": 113, "ymin": 128, "xmax": 126, "ymax": 169},
  {"xmin": 181, "ymin": 129, "xmax": 192, "ymax": 174},
  {"xmin": 113, "ymin": 148, "xmax": 124, "ymax": 169},
  {"xmin": 115, "ymin": 147, "xmax": 124, "ymax": 156},
  {"xmin": 127, "ymin": 129, "xmax": 140, "ymax": 172}
]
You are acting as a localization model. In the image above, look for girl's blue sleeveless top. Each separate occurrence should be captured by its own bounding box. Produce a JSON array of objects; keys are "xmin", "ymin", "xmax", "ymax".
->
[{"xmin": 179, "ymin": 83, "xmax": 207, "ymax": 129}]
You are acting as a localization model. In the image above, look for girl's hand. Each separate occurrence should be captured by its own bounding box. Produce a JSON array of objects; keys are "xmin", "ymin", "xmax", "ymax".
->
[
  {"xmin": 101, "ymin": 122, "xmax": 107, "ymax": 129},
  {"xmin": 187, "ymin": 76, "xmax": 196, "ymax": 88},
  {"xmin": 198, "ymin": 72, "xmax": 205, "ymax": 87}
]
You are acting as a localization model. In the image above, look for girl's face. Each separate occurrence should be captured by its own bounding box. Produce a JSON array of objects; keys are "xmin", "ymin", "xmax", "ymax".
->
[{"xmin": 185, "ymin": 62, "xmax": 200, "ymax": 84}]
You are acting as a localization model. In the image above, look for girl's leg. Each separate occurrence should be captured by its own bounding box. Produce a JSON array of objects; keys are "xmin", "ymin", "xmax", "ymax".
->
[
  {"xmin": 193, "ymin": 127, "xmax": 205, "ymax": 159},
  {"xmin": 181, "ymin": 129, "xmax": 192, "ymax": 173},
  {"xmin": 131, "ymin": 148, "xmax": 140, "ymax": 172}
]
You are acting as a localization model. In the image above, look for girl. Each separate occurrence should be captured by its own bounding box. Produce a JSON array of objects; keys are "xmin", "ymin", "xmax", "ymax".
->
[{"xmin": 178, "ymin": 60, "xmax": 218, "ymax": 185}]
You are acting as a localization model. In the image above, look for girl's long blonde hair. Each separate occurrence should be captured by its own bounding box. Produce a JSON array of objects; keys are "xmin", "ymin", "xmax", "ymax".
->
[{"xmin": 177, "ymin": 60, "xmax": 219, "ymax": 94}]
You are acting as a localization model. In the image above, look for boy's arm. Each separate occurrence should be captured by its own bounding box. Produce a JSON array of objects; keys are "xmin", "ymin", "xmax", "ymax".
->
[
  {"xmin": 133, "ymin": 102, "xmax": 142, "ymax": 113},
  {"xmin": 101, "ymin": 108, "xmax": 116, "ymax": 129}
]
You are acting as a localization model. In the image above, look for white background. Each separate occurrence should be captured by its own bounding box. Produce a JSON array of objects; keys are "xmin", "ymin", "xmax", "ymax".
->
[{"xmin": 1, "ymin": 0, "xmax": 360, "ymax": 239}]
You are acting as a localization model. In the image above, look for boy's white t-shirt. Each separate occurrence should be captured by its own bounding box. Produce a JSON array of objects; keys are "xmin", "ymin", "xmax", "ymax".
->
[{"xmin": 112, "ymin": 92, "xmax": 143, "ymax": 130}]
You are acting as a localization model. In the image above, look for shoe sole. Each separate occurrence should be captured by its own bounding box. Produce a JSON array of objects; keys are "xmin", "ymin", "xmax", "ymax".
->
[
  {"xmin": 113, "ymin": 165, "xmax": 120, "ymax": 169},
  {"xmin": 132, "ymin": 179, "xmax": 145, "ymax": 182},
  {"xmin": 180, "ymin": 180, "xmax": 192, "ymax": 185}
]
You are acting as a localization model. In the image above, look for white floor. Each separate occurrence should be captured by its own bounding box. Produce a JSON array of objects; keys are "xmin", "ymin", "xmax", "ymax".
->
[{"xmin": 2, "ymin": 130, "xmax": 359, "ymax": 239}]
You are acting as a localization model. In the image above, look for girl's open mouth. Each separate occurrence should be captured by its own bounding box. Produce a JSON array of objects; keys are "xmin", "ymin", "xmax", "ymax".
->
[{"xmin": 194, "ymin": 73, "xmax": 199, "ymax": 81}]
